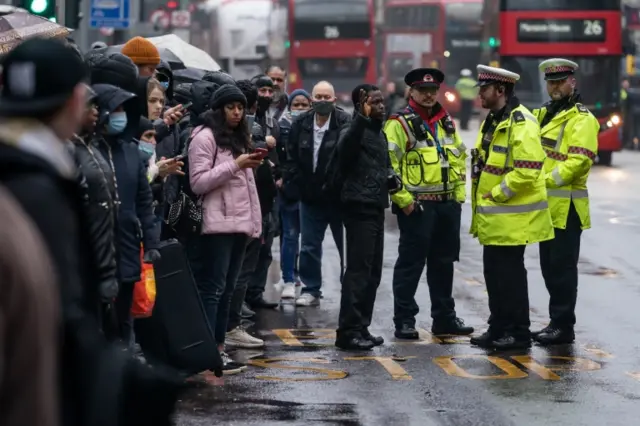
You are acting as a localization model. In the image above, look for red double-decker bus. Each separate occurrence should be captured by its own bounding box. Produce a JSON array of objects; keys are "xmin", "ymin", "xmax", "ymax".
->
[
  {"xmin": 482, "ymin": 0, "xmax": 623, "ymax": 165},
  {"xmin": 380, "ymin": 0, "xmax": 482, "ymax": 115},
  {"xmin": 287, "ymin": 0, "xmax": 376, "ymax": 104}
]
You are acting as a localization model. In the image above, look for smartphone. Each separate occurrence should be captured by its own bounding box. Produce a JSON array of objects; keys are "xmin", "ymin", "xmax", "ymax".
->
[
  {"xmin": 253, "ymin": 148, "xmax": 269, "ymax": 159},
  {"xmin": 174, "ymin": 154, "xmax": 186, "ymax": 161},
  {"xmin": 181, "ymin": 101, "xmax": 193, "ymax": 110}
]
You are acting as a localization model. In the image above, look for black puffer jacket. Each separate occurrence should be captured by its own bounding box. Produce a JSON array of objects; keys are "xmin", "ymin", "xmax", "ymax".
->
[
  {"xmin": 337, "ymin": 114, "xmax": 391, "ymax": 210},
  {"xmin": 69, "ymin": 135, "xmax": 118, "ymax": 312},
  {"xmin": 284, "ymin": 106, "xmax": 351, "ymax": 204}
]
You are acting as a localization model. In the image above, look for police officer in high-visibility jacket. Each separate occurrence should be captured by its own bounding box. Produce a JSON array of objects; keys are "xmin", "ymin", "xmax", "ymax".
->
[
  {"xmin": 469, "ymin": 65, "xmax": 554, "ymax": 350},
  {"xmin": 531, "ymin": 59, "xmax": 599, "ymax": 346},
  {"xmin": 455, "ymin": 69, "xmax": 479, "ymax": 130},
  {"xmin": 385, "ymin": 67, "xmax": 473, "ymax": 340}
]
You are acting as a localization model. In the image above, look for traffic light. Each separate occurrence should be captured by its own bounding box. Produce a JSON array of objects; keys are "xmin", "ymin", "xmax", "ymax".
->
[
  {"xmin": 488, "ymin": 37, "xmax": 500, "ymax": 48},
  {"xmin": 21, "ymin": 0, "xmax": 56, "ymax": 21},
  {"xmin": 626, "ymin": 54, "xmax": 636, "ymax": 76}
]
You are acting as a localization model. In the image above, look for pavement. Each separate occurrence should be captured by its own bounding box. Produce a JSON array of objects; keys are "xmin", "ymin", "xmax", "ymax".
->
[{"xmin": 175, "ymin": 123, "xmax": 640, "ymax": 426}]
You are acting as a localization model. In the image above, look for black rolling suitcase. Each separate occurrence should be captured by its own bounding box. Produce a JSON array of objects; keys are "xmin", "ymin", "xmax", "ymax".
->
[{"xmin": 136, "ymin": 239, "xmax": 223, "ymax": 376}]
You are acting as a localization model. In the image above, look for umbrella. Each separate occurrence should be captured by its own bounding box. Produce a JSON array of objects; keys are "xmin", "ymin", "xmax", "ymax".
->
[
  {"xmin": 100, "ymin": 44, "xmax": 186, "ymax": 70},
  {"xmin": 173, "ymin": 67, "xmax": 208, "ymax": 83},
  {"xmin": 0, "ymin": 6, "xmax": 70, "ymax": 54},
  {"xmin": 146, "ymin": 34, "xmax": 220, "ymax": 72}
]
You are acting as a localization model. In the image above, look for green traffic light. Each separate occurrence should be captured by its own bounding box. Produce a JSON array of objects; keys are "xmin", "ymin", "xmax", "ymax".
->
[
  {"xmin": 284, "ymin": 40, "xmax": 290, "ymax": 48},
  {"xmin": 30, "ymin": 0, "xmax": 48, "ymax": 14},
  {"xmin": 595, "ymin": 102, "xmax": 602, "ymax": 110},
  {"xmin": 488, "ymin": 37, "xmax": 499, "ymax": 48}
]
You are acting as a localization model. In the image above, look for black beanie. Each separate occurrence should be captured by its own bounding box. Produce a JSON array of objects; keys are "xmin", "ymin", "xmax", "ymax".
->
[
  {"xmin": 136, "ymin": 116, "xmax": 154, "ymax": 139},
  {"xmin": 211, "ymin": 84, "xmax": 247, "ymax": 110}
]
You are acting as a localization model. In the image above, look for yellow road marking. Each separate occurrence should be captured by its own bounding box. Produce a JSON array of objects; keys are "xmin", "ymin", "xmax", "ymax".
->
[
  {"xmin": 581, "ymin": 344, "xmax": 615, "ymax": 359},
  {"xmin": 248, "ymin": 357, "xmax": 347, "ymax": 381},
  {"xmin": 433, "ymin": 355, "xmax": 528, "ymax": 379},
  {"xmin": 512, "ymin": 355, "xmax": 601, "ymax": 380},
  {"xmin": 345, "ymin": 356, "xmax": 417, "ymax": 380}
]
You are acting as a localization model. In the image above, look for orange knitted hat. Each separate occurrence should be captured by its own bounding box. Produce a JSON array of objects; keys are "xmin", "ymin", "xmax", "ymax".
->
[{"xmin": 121, "ymin": 37, "xmax": 160, "ymax": 66}]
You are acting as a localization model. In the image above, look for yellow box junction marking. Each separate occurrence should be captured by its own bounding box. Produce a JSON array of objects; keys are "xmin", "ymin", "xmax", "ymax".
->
[
  {"xmin": 344, "ymin": 356, "xmax": 417, "ymax": 380},
  {"xmin": 434, "ymin": 355, "xmax": 528, "ymax": 380}
]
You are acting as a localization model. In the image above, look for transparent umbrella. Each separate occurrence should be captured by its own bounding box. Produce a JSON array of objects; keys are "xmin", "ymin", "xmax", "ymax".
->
[
  {"xmin": 146, "ymin": 34, "xmax": 220, "ymax": 71},
  {"xmin": 0, "ymin": 6, "xmax": 70, "ymax": 54}
]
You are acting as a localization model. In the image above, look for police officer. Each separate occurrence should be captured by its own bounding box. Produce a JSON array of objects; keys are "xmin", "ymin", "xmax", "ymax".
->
[
  {"xmin": 532, "ymin": 59, "xmax": 599, "ymax": 345},
  {"xmin": 385, "ymin": 68, "xmax": 472, "ymax": 339},
  {"xmin": 455, "ymin": 69, "xmax": 478, "ymax": 130},
  {"xmin": 469, "ymin": 65, "xmax": 554, "ymax": 350}
]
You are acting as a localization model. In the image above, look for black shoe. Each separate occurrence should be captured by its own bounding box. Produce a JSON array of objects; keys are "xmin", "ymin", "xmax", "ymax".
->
[
  {"xmin": 533, "ymin": 327, "xmax": 575, "ymax": 346},
  {"xmin": 248, "ymin": 297, "xmax": 279, "ymax": 309},
  {"xmin": 470, "ymin": 330, "xmax": 501, "ymax": 348},
  {"xmin": 492, "ymin": 335, "xmax": 531, "ymax": 350},
  {"xmin": 432, "ymin": 317, "xmax": 474, "ymax": 336},
  {"xmin": 362, "ymin": 330, "xmax": 384, "ymax": 346},
  {"xmin": 531, "ymin": 324, "xmax": 553, "ymax": 338},
  {"xmin": 241, "ymin": 303, "xmax": 255, "ymax": 319},
  {"xmin": 335, "ymin": 336, "xmax": 375, "ymax": 351},
  {"xmin": 394, "ymin": 324, "xmax": 419, "ymax": 340}
]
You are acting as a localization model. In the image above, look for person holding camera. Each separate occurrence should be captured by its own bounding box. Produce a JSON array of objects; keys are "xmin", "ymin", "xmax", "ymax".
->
[{"xmin": 334, "ymin": 84, "xmax": 392, "ymax": 351}]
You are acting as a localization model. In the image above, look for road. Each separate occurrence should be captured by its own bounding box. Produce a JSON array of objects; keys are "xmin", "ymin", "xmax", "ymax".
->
[{"xmin": 175, "ymin": 123, "xmax": 640, "ymax": 426}]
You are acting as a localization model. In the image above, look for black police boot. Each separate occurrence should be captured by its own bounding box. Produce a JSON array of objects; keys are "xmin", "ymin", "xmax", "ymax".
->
[
  {"xmin": 394, "ymin": 324, "xmax": 419, "ymax": 340},
  {"xmin": 470, "ymin": 329, "xmax": 501, "ymax": 349},
  {"xmin": 432, "ymin": 317, "xmax": 474, "ymax": 336},
  {"xmin": 492, "ymin": 334, "xmax": 531, "ymax": 350},
  {"xmin": 533, "ymin": 327, "xmax": 575, "ymax": 346},
  {"xmin": 362, "ymin": 329, "xmax": 384, "ymax": 346},
  {"xmin": 335, "ymin": 335, "xmax": 375, "ymax": 351},
  {"xmin": 531, "ymin": 324, "xmax": 553, "ymax": 338}
]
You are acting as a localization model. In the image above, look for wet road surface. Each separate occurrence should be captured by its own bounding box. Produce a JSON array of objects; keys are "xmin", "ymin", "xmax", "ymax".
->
[{"xmin": 175, "ymin": 125, "xmax": 640, "ymax": 426}]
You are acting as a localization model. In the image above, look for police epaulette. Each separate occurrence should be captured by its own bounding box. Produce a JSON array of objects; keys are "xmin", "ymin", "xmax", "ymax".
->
[
  {"xmin": 576, "ymin": 103, "xmax": 589, "ymax": 114},
  {"xmin": 512, "ymin": 110, "xmax": 525, "ymax": 123}
]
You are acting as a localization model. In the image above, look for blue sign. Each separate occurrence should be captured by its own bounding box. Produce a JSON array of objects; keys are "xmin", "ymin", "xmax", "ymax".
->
[{"xmin": 90, "ymin": 0, "xmax": 130, "ymax": 29}]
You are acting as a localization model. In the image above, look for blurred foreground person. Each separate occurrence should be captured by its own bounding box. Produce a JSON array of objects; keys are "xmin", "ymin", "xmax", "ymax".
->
[
  {"xmin": 0, "ymin": 38, "xmax": 183, "ymax": 426},
  {"xmin": 0, "ymin": 185, "xmax": 59, "ymax": 426}
]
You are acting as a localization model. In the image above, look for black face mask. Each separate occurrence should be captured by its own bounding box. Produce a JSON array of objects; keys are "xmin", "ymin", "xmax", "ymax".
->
[{"xmin": 257, "ymin": 96, "xmax": 272, "ymax": 112}]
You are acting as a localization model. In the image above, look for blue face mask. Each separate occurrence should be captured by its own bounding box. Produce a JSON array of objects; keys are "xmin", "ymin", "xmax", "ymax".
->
[
  {"xmin": 137, "ymin": 140, "xmax": 155, "ymax": 161},
  {"xmin": 106, "ymin": 111, "xmax": 127, "ymax": 135},
  {"xmin": 290, "ymin": 110, "xmax": 303, "ymax": 117},
  {"xmin": 246, "ymin": 114, "xmax": 255, "ymax": 130}
]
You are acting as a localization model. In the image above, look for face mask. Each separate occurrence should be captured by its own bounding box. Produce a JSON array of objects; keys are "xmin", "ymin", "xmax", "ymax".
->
[
  {"xmin": 290, "ymin": 110, "xmax": 303, "ymax": 117},
  {"xmin": 160, "ymin": 81, "xmax": 169, "ymax": 90},
  {"xmin": 106, "ymin": 111, "xmax": 127, "ymax": 135},
  {"xmin": 313, "ymin": 100, "xmax": 335, "ymax": 116},
  {"xmin": 257, "ymin": 96, "xmax": 271, "ymax": 111},
  {"xmin": 138, "ymin": 140, "xmax": 155, "ymax": 161},
  {"xmin": 246, "ymin": 114, "xmax": 256, "ymax": 130}
]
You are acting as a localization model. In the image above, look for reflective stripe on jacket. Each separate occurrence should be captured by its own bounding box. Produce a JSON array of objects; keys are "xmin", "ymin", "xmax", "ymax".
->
[
  {"xmin": 532, "ymin": 103, "xmax": 598, "ymax": 230},
  {"xmin": 470, "ymin": 104, "xmax": 554, "ymax": 246},
  {"xmin": 384, "ymin": 110, "xmax": 467, "ymax": 208}
]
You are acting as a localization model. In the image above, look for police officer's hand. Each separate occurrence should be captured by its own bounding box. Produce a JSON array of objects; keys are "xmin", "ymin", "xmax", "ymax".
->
[
  {"xmin": 482, "ymin": 192, "xmax": 495, "ymax": 201},
  {"xmin": 402, "ymin": 202, "xmax": 415, "ymax": 216},
  {"xmin": 359, "ymin": 89, "xmax": 371, "ymax": 117}
]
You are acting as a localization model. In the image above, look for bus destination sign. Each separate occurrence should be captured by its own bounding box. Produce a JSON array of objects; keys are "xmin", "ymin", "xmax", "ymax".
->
[{"xmin": 517, "ymin": 19, "xmax": 607, "ymax": 43}]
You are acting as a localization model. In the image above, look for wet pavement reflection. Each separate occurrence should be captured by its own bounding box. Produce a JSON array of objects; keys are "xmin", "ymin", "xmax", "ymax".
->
[{"xmin": 175, "ymin": 127, "xmax": 640, "ymax": 426}]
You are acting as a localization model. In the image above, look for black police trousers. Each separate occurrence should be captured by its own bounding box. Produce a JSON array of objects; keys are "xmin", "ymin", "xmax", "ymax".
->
[
  {"xmin": 392, "ymin": 200, "xmax": 461, "ymax": 328},
  {"xmin": 539, "ymin": 203, "xmax": 582, "ymax": 328},
  {"xmin": 483, "ymin": 244, "xmax": 530, "ymax": 338},
  {"xmin": 337, "ymin": 208, "xmax": 384, "ymax": 339},
  {"xmin": 459, "ymin": 100, "xmax": 474, "ymax": 130}
]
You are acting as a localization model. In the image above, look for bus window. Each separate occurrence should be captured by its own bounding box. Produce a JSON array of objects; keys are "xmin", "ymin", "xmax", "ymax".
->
[{"xmin": 298, "ymin": 58, "xmax": 368, "ymax": 78}]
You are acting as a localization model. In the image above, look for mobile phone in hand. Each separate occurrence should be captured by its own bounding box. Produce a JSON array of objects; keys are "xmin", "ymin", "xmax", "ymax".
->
[
  {"xmin": 181, "ymin": 101, "xmax": 193, "ymax": 110},
  {"xmin": 253, "ymin": 148, "xmax": 269, "ymax": 159}
]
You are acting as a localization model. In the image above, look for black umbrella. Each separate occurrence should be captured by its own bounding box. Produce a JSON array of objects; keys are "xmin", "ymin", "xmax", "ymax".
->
[
  {"xmin": 96, "ymin": 44, "xmax": 186, "ymax": 70},
  {"xmin": 173, "ymin": 67, "xmax": 208, "ymax": 83}
]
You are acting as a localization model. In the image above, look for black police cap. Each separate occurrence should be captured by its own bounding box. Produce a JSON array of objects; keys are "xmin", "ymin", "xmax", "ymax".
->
[{"xmin": 404, "ymin": 68, "xmax": 445, "ymax": 88}]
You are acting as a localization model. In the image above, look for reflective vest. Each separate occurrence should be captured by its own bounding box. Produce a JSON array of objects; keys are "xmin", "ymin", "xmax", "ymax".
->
[
  {"xmin": 532, "ymin": 102, "xmax": 599, "ymax": 230},
  {"xmin": 455, "ymin": 77, "xmax": 479, "ymax": 101},
  {"xmin": 384, "ymin": 107, "xmax": 467, "ymax": 208},
  {"xmin": 470, "ymin": 104, "xmax": 554, "ymax": 246}
]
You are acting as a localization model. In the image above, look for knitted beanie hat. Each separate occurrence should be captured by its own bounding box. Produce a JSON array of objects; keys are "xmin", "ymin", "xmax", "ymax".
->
[
  {"xmin": 121, "ymin": 37, "xmax": 160, "ymax": 66},
  {"xmin": 211, "ymin": 84, "xmax": 247, "ymax": 110}
]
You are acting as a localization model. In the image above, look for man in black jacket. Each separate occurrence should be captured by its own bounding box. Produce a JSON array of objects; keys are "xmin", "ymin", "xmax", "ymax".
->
[
  {"xmin": 285, "ymin": 80, "xmax": 350, "ymax": 306},
  {"xmin": 335, "ymin": 85, "xmax": 390, "ymax": 350}
]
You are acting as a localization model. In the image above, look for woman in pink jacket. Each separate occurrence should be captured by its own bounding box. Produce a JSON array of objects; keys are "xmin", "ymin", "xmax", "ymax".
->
[{"xmin": 188, "ymin": 84, "xmax": 263, "ymax": 375}]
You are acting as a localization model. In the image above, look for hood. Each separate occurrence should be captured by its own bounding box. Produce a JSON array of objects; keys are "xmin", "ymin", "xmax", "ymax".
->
[
  {"xmin": 89, "ymin": 53, "xmax": 139, "ymax": 94},
  {"xmin": 135, "ymin": 76, "xmax": 152, "ymax": 118},
  {"xmin": 189, "ymin": 80, "xmax": 219, "ymax": 126},
  {"xmin": 92, "ymin": 84, "xmax": 139, "ymax": 138},
  {"xmin": 173, "ymin": 82, "xmax": 192, "ymax": 105},
  {"xmin": 156, "ymin": 60, "xmax": 174, "ymax": 101}
]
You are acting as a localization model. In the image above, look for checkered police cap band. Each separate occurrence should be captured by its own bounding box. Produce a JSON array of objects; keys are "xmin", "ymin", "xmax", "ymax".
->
[
  {"xmin": 478, "ymin": 72, "xmax": 517, "ymax": 84},
  {"xmin": 545, "ymin": 65, "xmax": 574, "ymax": 74}
]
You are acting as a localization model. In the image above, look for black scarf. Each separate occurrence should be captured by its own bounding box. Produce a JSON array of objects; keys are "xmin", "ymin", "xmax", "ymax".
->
[
  {"xmin": 480, "ymin": 96, "xmax": 521, "ymax": 156},
  {"xmin": 540, "ymin": 90, "xmax": 582, "ymax": 129}
]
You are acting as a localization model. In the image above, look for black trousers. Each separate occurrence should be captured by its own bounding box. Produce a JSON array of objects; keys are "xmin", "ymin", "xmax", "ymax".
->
[
  {"xmin": 483, "ymin": 244, "xmax": 530, "ymax": 337},
  {"xmin": 115, "ymin": 280, "xmax": 136, "ymax": 346},
  {"xmin": 539, "ymin": 203, "xmax": 582, "ymax": 328},
  {"xmin": 337, "ymin": 208, "xmax": 385, "ymax": 338},
  {"xmin": 459, "ymin": 100, "xmax": 474, "ymax": 130},
  {"xmin": 245, "ymin": 215, "xmax": 276, "ymax": 303},
  {"xmin": 227, "ymin": 236, "xmax": 262, "ymax": 331},
  {"xmin": 392, "ymin": 200, "xmax": 461, "ymax": 328}
]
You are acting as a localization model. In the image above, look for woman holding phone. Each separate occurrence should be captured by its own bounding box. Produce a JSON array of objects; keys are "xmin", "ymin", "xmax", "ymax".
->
[{"xmin": 188, "ymin": 84, "xmax": 263, "ymax": 375}]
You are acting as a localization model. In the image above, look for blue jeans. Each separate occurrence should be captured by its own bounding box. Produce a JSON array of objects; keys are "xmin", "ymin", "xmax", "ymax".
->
[
  {"xmin": 190, "ymin": 233, "xmax": 248, "ymax": 344},
  {"xmin": 299, "ymin": 202, "xmax": 344, "ymax": 297},
  {"xmin": 280, "ymin": 199, "xmax": 300, "ymax": 283}
]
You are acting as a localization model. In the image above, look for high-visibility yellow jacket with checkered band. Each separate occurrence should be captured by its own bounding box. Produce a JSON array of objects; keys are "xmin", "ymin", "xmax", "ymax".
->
[
  {"xmin": 385, "ymin": 107, "xmax": 467, "ymax": 208},
  {"xmin": 532, "ymin": 102, "xmax": 599, "ymax": 230},
  {"xmin": 470, "ymin": 104, "xmax": 554, "ymax": 246}
]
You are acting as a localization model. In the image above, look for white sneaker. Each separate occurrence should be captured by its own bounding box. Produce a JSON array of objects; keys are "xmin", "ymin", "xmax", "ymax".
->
[
  {"xmin": 225, "ymin": 326, "xmax": 265, "ymax": 349},
  {"xmin": 296, "ymin": 293, "xmax": 319, "ymax": 306},
  {"xmin": 281, "ymin": 282, "xmax": 296, "ymax": 299}
]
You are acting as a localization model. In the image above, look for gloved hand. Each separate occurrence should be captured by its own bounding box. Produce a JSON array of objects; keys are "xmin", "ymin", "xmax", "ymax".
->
[
  {"xmin": 99, "ymin": 278, "xmax": 119, "ymax": 302},
  {"xmin": 143, "ymin": 249, "xmax": 161, "ymax": 264}
]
